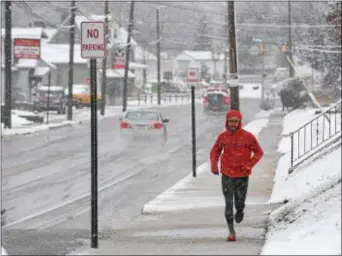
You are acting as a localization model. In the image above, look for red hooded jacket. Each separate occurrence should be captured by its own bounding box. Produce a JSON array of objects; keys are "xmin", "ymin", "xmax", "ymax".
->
[{"xmin": 210, "ymin": 110, "xmax": 264, "ymax": 178}]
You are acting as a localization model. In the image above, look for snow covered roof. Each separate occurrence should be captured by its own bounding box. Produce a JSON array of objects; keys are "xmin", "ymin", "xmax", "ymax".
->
[
  {"xmin": 41, "ymin": 43, "xmax": 86, "ymax": 64},
  {"xmin": 43, "ymin": 28, "xmax": 57, "ymax": 41},
  {"xmin": 34, "ymin": 67, "xmax": 50, "ymax": 77},
  {"xmin": 117, "ymin": 27, "xmax": 138, "ymax": 47},
  {"xmin": 38, "ymin": 85, "xmax": 64, "ymax": 91},
  {"xmin": 1, "ymin": 28, "xmax": 48, "ymax": 39},
  {"xmin": 99, "ymin": 69, "xmax": 135, "ymax": 78},
  {"xmin": 14, "ymin": 59, "xmax": 39, "ymax": 68},
  {"xmin": 129, "ymin": 62, "xmax": 148, "ymax": 69},
  {"xmin": 134, "ymin": 47, "xmax": 157, "ymax": 61},
  {"xmin": 177, "ymin": 51, "xmax": 225, "ymax": 61}
]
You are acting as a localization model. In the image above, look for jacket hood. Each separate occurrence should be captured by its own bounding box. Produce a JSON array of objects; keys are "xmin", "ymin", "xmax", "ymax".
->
[{"xmin": 225, "ymin": 110, "xmax": 243, "ymax": 131}]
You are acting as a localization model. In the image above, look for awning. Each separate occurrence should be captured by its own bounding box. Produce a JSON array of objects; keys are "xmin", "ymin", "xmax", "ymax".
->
[
  {"xmin": 129, "ymin": 62, "xmax": 148, "ymax": 69},
  {"xmin": 14, "ymin": 59, "xmax": 39, "ymax": 68},
  {"xmin": 34, "ymin": 67, "xmax": 50, "ymax": 77},
  {"xmin": 99, "ymin": 69, "xmax": 136, "ymax": 78}
]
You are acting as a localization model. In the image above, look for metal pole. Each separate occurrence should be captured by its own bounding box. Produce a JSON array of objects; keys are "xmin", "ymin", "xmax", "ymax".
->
[
  {"xmin": 223, "ymin": 47, "xmax": 228, "ymax": 89},
  {"xmin": 122, "ymin": 1, "xmax": 135, "ymax": 112},
  {"xmin": 223, "ymin": 7, "xmax": 228, "ymax": 87},
  {"xmin": 142, "ymin": 44, "xmax": 147, "ymax": 92},
  {"xmin": 100, "ymin": 0, "xmax": 109, "ymax": 116},
  {"xmin": 191, "ymin": 85, "xmax": 197, "ymax": 178},
  {"xmin": 90, "ymin": 58, "xmax": 98, "ymax": 249},
  {"xmin": 46, "ymin": 71, "xmax": 51, "ymax": 124},
  {"xmin": 227, "ymin": 1, "xmax": 239, "ymax": 111},
  {"xmin": 288, "ymin": 1, "xmax": 294, "ymax": 78},
  {"xmin": 261, "ymin": 55, "xmax": 265, "ymax": 100},
  {"xmin": 4, "ymin": 0, "xmax": 12, "ymax": 129},
  {"xmin": 156, "ymin": 7, "xmax": 161, "ymax": 105},
  {"xmin": 67, "ymin": 0, "xmax": 76, "ymax": 120}
]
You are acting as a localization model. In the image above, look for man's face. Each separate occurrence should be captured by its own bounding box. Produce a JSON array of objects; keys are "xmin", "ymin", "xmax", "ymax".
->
[{"xmin": 227, "ymin": 117, "xmax": 240, "ymax": 132}]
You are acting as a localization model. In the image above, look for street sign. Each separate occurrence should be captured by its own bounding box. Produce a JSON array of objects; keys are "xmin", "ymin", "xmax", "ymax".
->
[
  {"xmin": 14, "ymin": 38, "xmax": 40, "ymax": 59},
  {"xmin": 112, "ymin": 48, "xmax": 126, "ymax": 69},
  {"xmin": 81, "ymin": 21, "xmax": 106, "ymax": 59},
  {"xmin": 187, "ymin": 68, "xmax": 199, "ymax": 83}
]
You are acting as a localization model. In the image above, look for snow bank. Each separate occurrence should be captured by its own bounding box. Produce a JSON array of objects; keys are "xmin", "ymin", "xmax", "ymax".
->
[
  {"xmin": 239, "ymin": 83, "xmax": 262, "ymax": 99},
  {"xmin": 262, "ymin": 107, "xmax": 341, "ymax": 255}
]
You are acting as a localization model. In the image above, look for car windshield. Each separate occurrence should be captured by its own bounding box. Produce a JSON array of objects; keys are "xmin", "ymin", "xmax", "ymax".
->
[{"xmin": 125, "ymin": 111, "xmax": 159, "ymax": 121}]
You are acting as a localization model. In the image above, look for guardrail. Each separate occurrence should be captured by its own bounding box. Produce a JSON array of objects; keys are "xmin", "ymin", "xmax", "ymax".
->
[
  {"xmin": 127, "ymin": 92, "xmax": 200, "ymax": 105},
  {"xmin": 289, "ymin": 100, "xmax": 341, "ymax": 173}
]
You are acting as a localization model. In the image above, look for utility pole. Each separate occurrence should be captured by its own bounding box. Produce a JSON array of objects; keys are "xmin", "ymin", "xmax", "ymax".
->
[
  {"xmin": 4, "ymin": 0, "xmax": 12, "ymax": 128},
  {"xmin": 143, "ymin": 44, "xmax": 147, "ymax": 92},
  {"xmin": 67, "ymin": 0, "xmax": 76, "ymax": 121},
  {"xmin": 223, "ymin": 46, "xmax": 228, "ymax": 88},
  {"xmin": 223, "ymin": 8, "xmax": 228, "ymax": 89},
  {"xmin": 227, "ymin": 1, "xmax": 239, "ymax": 111},
  {"xmin": 288, "ymin": 1, "xmax": 294, "ymax": 78},
  {"xmin": 122, "ymin": 0, "xmax": 135, "ymax": 112},
  {"xmin": 156, "ymin": 7, "xmax": 161, "ymax": 105},
  {"xmin": 100, "ymin": 0, "xmax": 109, "ymax": 116}
]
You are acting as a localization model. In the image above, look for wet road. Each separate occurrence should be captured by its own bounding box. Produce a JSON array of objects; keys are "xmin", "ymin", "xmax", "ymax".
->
[{"xmin": 2, "ymin": 100, "xmax": 261, "ymax": 255}]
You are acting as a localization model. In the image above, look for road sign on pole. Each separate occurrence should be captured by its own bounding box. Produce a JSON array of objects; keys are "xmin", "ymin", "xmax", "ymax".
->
[
  {"xmin": 187, "ymin": 68, "xmax": 199, "ymax": 84},
  {"xmin": 81, "ymin": 21, "xmax": 107, "ymax": 249},
  {"xmin": 81, "ymin": 21, "xmax": 106, "ymax": 59}
]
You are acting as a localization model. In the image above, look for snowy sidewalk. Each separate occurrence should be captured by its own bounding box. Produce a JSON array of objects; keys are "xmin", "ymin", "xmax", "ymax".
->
[{"xmin": 68, "ymin": 109, "xmax": 285, "ymax": 255}]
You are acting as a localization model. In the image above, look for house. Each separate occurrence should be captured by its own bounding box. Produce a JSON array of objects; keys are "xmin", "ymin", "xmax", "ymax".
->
[
  {"xmin": 42, "ymin": 13, "xmax": 154, "ymax": 104},
  {"xmin": 1, "ymin": 27, "xmax": 56, "ymax": 104},
  {"xmin": 174, "ymin": 50, "xmax": 227, "ymax": 81}
]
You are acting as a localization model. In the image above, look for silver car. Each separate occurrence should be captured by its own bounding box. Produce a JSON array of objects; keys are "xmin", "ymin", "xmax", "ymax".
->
[{"xmin": 119, "ymin": 109, "xmax": 169, "ymax": 144}]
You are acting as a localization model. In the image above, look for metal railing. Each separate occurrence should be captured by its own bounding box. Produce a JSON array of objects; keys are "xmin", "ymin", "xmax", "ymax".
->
[
  {"xmin": 289, "ymin": 100, "xmax": 342, "ymax": 173},
  {"xmin": 127, "ymin": 92, "xmax": 196, "ymax": 105}
]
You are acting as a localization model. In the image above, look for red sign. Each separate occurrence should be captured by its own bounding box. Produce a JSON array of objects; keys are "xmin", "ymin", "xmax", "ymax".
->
[
  {"xmin": 14, "ymin": 38, "xmax": 41, "ymax": 59},
  {"xmin": 112, "ymin": 48, "xmax": 126, "ymax": 69},
  {"xmin": 112, "ymin": 63, "xmax": 125, "ymax": 69},
  {"xmin": 187, "ymin": 68, "xmax": 199, "ymax": 83}
]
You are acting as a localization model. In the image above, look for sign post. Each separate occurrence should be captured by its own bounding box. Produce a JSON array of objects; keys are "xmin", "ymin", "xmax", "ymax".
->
[
  {"xmin": 187, "ymin": 68, "xmax": 199, "ymax": 178},
  {"xmin": 81, "ymin": 21, "xmax": 106, "ymax": 249}
]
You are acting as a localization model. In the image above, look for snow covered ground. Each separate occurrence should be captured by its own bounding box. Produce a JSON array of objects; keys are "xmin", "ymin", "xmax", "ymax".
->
[
  {"xmin": 261, "ymin": 106, "xmax": 341, "ymax": 255},
  {"xmin": 239, "ymin": 83, "xmax": 262, "ymax": 99},
  {"xmin": 1, "ymin": 246, "xmax": 7, "ymax": 256}
]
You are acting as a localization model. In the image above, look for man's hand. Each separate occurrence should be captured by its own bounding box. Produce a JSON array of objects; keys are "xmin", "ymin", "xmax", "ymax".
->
[{"xmin": 211, "ymin": 170, "xmax": 219, "ymax": 175}]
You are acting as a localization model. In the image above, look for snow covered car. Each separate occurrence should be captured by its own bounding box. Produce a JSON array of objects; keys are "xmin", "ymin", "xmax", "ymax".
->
[
  {"xmin": 33, "ymin": 85, "xmax": 67, "ymax": 114},
  {"xmin": 119, "ymin": 109, "xmax": 169, "ymax": 145},
  {"xmin": 202, "ymin": 87, "xmax": 231, "ymax": 113}
]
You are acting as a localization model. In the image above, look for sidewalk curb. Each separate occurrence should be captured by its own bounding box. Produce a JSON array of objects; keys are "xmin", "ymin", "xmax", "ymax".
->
[
  {"xmin": 48, "ymin": 121, "xmax": 83, "ymax": 130},
  {"xmin": 1, "ymin": 120, "xmax": 84, "ymax": 137}
]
